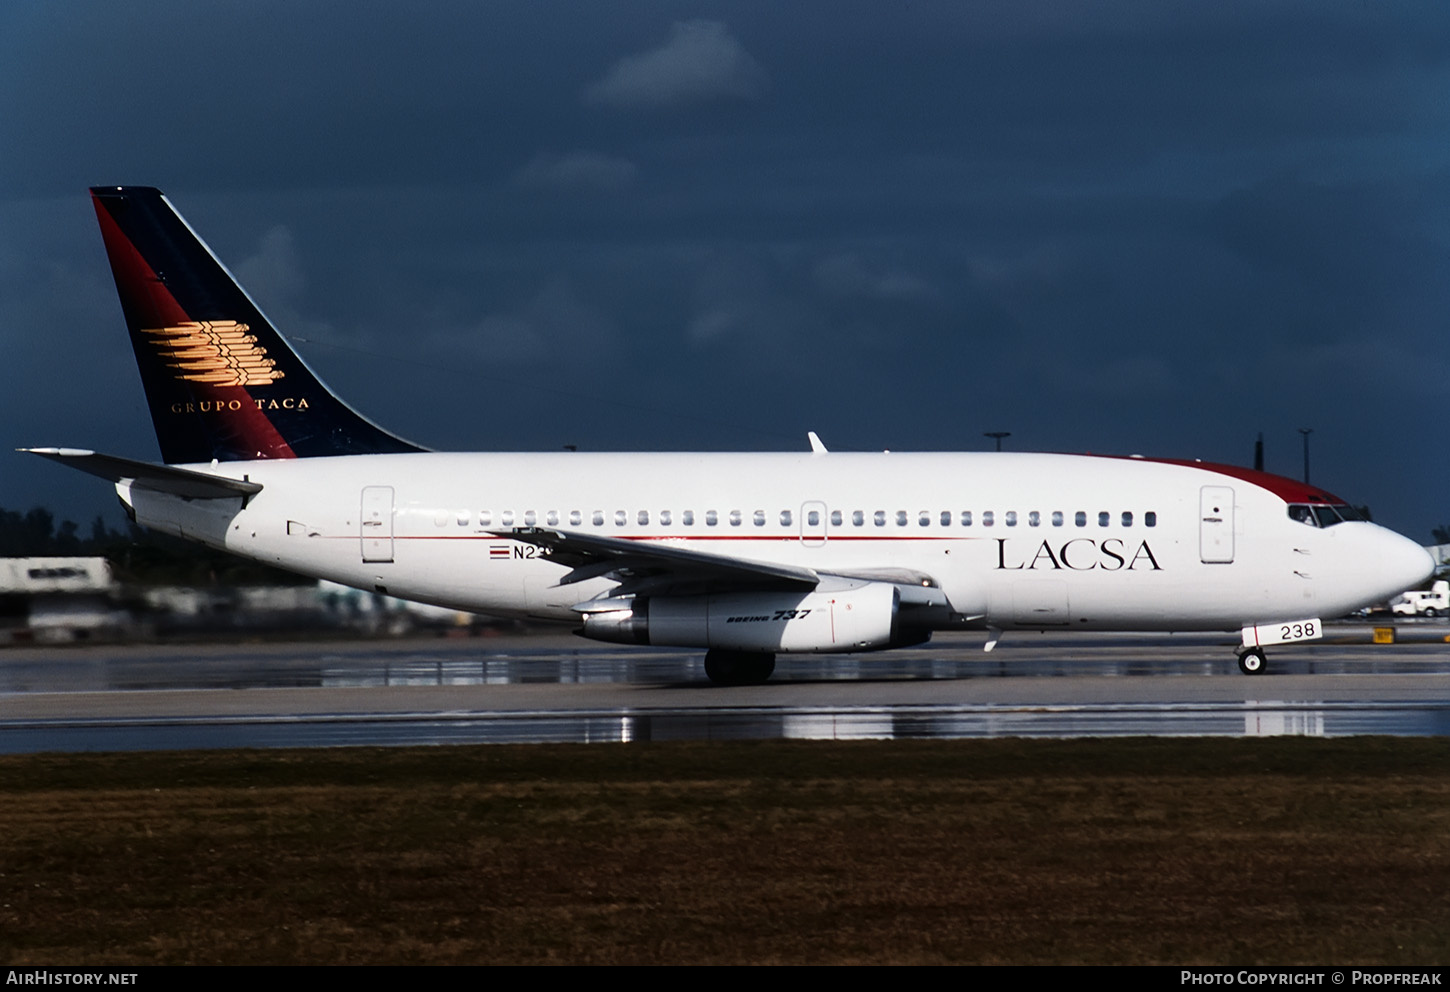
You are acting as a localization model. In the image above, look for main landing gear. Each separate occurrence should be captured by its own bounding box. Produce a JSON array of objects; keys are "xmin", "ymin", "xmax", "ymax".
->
[
  {"xmin": 1237, "ymin": 647, "xmax": 1267, "ymax": 675},
  {"xmin": 703, "ymin": 649, "xmax": 777, "ymax": 686}
]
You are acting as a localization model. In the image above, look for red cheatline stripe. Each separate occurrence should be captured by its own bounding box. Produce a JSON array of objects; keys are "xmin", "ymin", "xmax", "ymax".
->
[
  {"xmin": 1097, "ymin": 454, "xmax": 1346, "ymax": 505},
  {"xmin": 330, "ymin": 533, "xmax": 985, "ymax": 542}
]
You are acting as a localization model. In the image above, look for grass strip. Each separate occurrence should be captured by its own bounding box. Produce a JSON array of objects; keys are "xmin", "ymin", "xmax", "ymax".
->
[{"xmin": 1, "ymin": 737, "xmax": 1447, "ymax": 964}]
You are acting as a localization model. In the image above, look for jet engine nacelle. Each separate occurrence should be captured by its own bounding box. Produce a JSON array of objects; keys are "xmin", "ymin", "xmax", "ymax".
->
[{"xmin": 578, "ymin": 581, "xmax": 927, "ymax": 653}]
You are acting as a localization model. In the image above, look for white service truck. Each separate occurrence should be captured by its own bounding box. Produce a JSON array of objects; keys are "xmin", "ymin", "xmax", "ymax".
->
[{"xmin": 1391, "ymin": 580, "xmax": 1450, "ymax": 617}]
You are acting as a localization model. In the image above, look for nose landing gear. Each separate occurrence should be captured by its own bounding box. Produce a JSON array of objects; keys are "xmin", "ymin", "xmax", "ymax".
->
[{"xmin": 1237, "ymin": 647, "xmax": 1267, "ymax": 675}]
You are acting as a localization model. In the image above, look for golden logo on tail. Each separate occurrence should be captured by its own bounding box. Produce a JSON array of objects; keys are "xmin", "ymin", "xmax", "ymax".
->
[{"xmin": 144, "ymin": 321, "xmax": 285, "ymax": 387}]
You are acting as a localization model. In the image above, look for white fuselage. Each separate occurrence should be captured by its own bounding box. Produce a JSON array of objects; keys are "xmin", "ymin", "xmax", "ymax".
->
[{"xmin": 120, "ymin": 450, "xmax": 1432, "ymax": 637}]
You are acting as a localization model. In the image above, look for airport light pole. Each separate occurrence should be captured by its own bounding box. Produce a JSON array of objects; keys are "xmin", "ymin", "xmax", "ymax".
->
[
  {"xmin": 984, "ymin": 432, "xmax": 1010, "ymax": 452},
  {"xmin": 1297, "ymin": 428, "xmax": 1312, "ymax": 484}
]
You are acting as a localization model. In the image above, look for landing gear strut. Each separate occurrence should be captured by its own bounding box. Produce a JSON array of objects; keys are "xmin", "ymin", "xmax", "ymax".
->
[
  {"xmin": 703, "ymin": 649, "xmax": 776, "ymax": 686},
  {"xmin": 1237, "ymin": 647, "xmax": 1267, "ymax": 675}
]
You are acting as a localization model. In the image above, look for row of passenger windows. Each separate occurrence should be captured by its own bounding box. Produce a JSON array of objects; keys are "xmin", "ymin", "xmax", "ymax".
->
[{"xmin": 449, "ymin": 508, "xmax": 1158, "ymax": 529}]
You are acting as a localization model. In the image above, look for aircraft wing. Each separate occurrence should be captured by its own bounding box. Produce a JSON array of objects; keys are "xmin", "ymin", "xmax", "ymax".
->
[
  {"xmin": 498, "ymin": 526, "xmax": 961, "ymax": 622},
  {"xmin": 21, "ymin": 448, "xmax": 263, "ymax": 500},
  {"xmin": 496, "ymin": 527, "xmax": 820, "ymax": 596}
]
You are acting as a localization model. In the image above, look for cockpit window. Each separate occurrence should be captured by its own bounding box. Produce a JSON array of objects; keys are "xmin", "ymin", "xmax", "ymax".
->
[{"xmin": 1288, "ymin": 503, "xmax": 1360, "ymax": 528}]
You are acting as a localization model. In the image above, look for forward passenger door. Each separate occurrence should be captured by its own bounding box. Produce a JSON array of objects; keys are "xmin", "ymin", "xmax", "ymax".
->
[{"xmin": 1199, "ymin": 486, "xmax": 1235, "ymax": 564}]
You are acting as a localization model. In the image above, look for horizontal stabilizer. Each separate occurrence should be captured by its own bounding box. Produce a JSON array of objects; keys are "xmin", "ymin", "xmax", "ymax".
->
[{"xmin": 21, "ymin": 448, "xmax": 262, "ymax": 499}]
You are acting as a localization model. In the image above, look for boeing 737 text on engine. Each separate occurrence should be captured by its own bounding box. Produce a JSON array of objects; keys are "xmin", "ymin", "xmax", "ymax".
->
[{"xmin": 24, "ymin": 187, "xmax": 1434, "ymax": 684}]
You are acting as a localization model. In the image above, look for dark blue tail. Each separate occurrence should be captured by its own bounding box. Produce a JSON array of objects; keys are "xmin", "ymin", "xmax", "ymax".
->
[{"xmin": 91, "ymin": 186, "xmax": 425, "ymax": 464}]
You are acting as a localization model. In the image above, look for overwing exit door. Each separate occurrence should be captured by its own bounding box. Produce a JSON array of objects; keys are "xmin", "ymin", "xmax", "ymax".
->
[{"xmin": 800, "ymin": 500, "xmax": 828, "ymax": 547}]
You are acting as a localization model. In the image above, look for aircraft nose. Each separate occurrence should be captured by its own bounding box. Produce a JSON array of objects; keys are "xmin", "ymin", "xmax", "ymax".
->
[{"xmin": 1378, "ymin": 530, "xmax": 1436, "ymax": 597}]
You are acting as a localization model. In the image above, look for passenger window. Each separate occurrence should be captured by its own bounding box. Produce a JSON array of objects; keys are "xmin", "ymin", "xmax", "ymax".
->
[
  {"xmin": 660, "ymin": 510, "xmax": 672, "ymax": 526},
  {"xmin": 1052, "ymin": 511, "xmax": 1063, "ymax": 527},
  {"xmin": 524, "ymin": 510, "xmax": 536, "ymax": 526},
  {"xmin": 501, "ymin": 510, "xmax": 515, "ymax": 527},
  {"xmin": 1075, "ymin": 511, "xmax": 1086, "ymax": 527},
  {"xmin": 706, "ymin": 510, "xmax": 718, "ymax": 526},
  {"xmin": 961, "ymin": 511, "xmax": 972, "ymax": 526},
  {"xmin": 1028, "ymin": 511, "xmax": 1040, "ymax": 527},
  {"xmin": 479, "ymin": 511, "xmax": 492, "ymax": 526},
  {"xmin": 569, "ymin": 510, "xmax": 581, "ymax": 526},
  {"xmin": 614, "ymin": 510, "xmax": 626, "ymax": 526},
  {"xmin": 874, "ymin": 511, "xmax": 886, "ymax": 527},
  {"xmin": 780, "ymin": 510, "xmax": 793, "ymax": 527},
  {"xmin": 808, "ymin": 510, "xmax": 821, "ymax": 526},
  {"xmin": 919, "ymin": 511, "xmax": 930, "ymax": 527},
  {"xmin": 729, "ymin": 510, "xmax": 742, "ymax": 526},
  {"xmin": 592, "ymin": 510, "xmax": 604, "ymax": 526},
  {"xmin": 637, "ymin": 510, "xmax": 649, "ymax": 526},
  {"xmin": 546, "ymin": 510, "xmax": 559, "ymax": 526},
  {"xmin": 1098, "ymin": 511, "xmax": 1109, "ymax": 527},
  {"xmin": 1005, "ymin": 511, "xmax": 1017, "ymax": 527},
  {"xmin": 896, "ymin": 510, "xmax": 908, "ymax": 526},
  {"xmin": 1145, "ymin": 511, "xmax": 1157, "ymax": 528},
  {"xmin": 983, "ymin": 511, "xmax": 994, "ymax": 527},
  {"xmin": 683, "ymin": 510, "xmax": 695, "ymax": 526},
  {"xmin": 852, "ymin": 510, "xmax": 864, "ymax": 526},
  {"xmin": 830, "ymin": 510, "xmax": 842, "ymax": 527},
  {"xmin": 457, "ymin": 511, "xmax": 470, "ymax": 526},
  {"xmin": 1121, "ymin": 511, "xmax": 1132, "ymax": 527},
  {"xmin": 940, "ymin": 510, "xmax": 951, "ymax": 526},
  {"xmin": 753, "ymin": 510, "xmax": 765, "ymax": 526}
]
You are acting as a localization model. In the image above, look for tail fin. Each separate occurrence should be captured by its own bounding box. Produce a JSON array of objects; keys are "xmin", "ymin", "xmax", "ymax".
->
[{"xmin": 90, "ymin": 186, "xmax": 425, "ymax": 463}]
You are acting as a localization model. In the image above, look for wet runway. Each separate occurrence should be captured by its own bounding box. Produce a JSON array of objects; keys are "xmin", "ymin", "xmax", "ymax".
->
[{"xmin": 1, "ymin": 624, "xmax": 1447, "ymax": 751}]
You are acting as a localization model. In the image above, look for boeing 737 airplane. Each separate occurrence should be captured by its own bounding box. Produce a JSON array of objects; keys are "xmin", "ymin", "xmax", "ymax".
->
[{"xmin": 24, "ymin": 187, "xmax": 1434, "ymax": 683}]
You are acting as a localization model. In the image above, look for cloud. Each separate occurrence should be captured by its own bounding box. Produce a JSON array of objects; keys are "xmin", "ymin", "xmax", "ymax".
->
[
  {"xmin": 686, "ymin": 309, "xmax": 735, "ymax": 345},
  {"xmin": 812, "ymin": 253, "xmax": 939, "ymax": 304},
  {"xmin": 437, "ymin": 279, "xmax": 617, "ymax": 365},
  {"xmin": 681, "ymin": 252, "xmax": 829, "ymax": 356},
  {"xmin": 513, "ymin": 151, "xmax": 639, "ymax": 192},
  {"xmin": 583, "ymin": 20, "xmax": 768, "ymax": 110},
  {"xmin": 230, "ymin": 225, "xmax": 338, "ymax": 346},
  {"xmin": 1047, "ymin": 354, "xmax": 1177, "ymax": 397},
  {"xmin": 233, "ymin": 226, "xmax": 305, "ymax": 302}
]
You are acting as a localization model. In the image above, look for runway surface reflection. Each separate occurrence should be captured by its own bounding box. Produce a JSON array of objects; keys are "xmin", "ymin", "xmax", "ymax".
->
[{"xmin": 2, "ymin": 625, "xmax": 1447, "ymax": 751}]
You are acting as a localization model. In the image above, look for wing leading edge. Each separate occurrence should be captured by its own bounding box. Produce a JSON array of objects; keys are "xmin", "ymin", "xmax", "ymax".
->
[{"xmin": 498, "ymin": 527, "xmax": 820, "ymax": 598}]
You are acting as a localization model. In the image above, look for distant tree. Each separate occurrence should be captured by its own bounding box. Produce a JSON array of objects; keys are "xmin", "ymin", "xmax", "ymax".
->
[
  {"xmin": 0, "ymin": 507, "xmax": 58, "ymax": 556},
  {"xmin": 0, "ymin": 503, "xmax": 309, "ymax": 586},
  {"xmin": 55, "ymin": 519, "xmax": 80, "ymax": 555},
  {"xmin": 1432, "ymin": 525, "xmax": 1450, "ymax": 545}
]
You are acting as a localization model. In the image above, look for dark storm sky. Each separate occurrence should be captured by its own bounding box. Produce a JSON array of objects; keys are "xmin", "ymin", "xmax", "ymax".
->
[{"xmin": 2, "ymin": 1, "xmax": 1447, "ymax": 539}]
